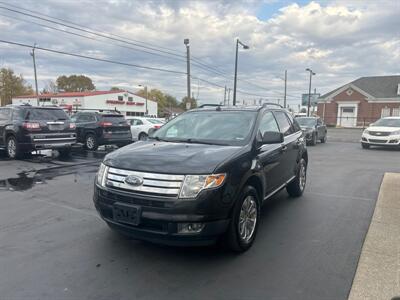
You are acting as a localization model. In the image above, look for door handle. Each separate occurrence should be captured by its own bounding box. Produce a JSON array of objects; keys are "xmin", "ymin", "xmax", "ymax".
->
[{"xmin": 281, "ymin": 144, "xmax": 288, "ymax": 152}]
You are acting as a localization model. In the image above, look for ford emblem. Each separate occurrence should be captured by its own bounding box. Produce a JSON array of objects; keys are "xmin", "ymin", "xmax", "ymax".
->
[{"xmin": 124, "ymin": 175, "xmax": 143, "ymax": 186}]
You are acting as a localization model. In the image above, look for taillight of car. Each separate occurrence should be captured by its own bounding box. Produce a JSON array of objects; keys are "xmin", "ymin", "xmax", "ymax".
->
[
  {"xmin": 22, "ymin": 122, "xmax": 41, "ymax": 130},
  {"xmin": 69, "ymin": 123, "xmax": 76, "ymax": 129},
  {"xmin": 99, "ymin": 121, "xmax": 113, "ymax": 127},
  {"xmin": 153, "ymin": 125, "xmax": 162, "ymax": 129}
]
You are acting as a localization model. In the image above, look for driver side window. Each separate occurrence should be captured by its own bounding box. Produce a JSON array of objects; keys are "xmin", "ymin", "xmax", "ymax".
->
[{"xmin": 258, "ymin": 112, "xmax": 280, "ymax": 138}]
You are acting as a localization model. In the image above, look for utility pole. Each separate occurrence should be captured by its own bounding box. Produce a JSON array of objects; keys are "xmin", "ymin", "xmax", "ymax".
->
[
  {"xmin": 227, "ymin": 88, "xmax": 231, "ymax": 106},
  {"xmin": 30, "ymin": 43, "xmax": 39, "ymax": 106},
  {"xmin": 233, "ymin": 38, "xmax": 249, "ymax": 106},
  {"xmin": 184, "ymin": 39, "xmax": 191, "ymax": 101},
  {"xmin": 284, "ymin": 70, "xmax": 287, "ymax": 109},
  {"xmin": 224, "ymin": 86, "xmax": 227, "ymax": 105},
  {"xmin": 306, "ymin": 68, "xmax": 316, "ymax": 117}
]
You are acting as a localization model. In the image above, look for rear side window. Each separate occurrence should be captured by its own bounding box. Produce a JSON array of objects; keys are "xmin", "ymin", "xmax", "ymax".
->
[
  {"xmin": 20, "ymin": 108, "xmax": 69, "ymax": 121},
  {"xmin": 274, "ymin": 111, "xmax": 295, "ymax": 136},
  {"xmin": 0, "ymin": 108, "xmax": 11, "ymax": 120},
  {"xmin": 131, "ymin": 119, "xmax": 143, "ymax": 125},
  {"xmin": 100, "ymin": 114, "xmax": 126, "ymax": 124},
  {"xmin": 286, "ymin": 112, "xmax": 301, "ymax": 132}
]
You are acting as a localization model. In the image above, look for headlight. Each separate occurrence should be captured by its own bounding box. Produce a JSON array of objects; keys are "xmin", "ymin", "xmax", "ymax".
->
[
  {"xmin": 96, "ymin": 163, "xmax": 108, "ymax": 187},
  {"xmin": 363, "ymin": 129, "xmax": 369, "ymax": 135},
  {"xmin": 390, "ymin": 130, "xmax": 400, "ymax": 136},
  {"xmin": 179, "ymin": 173, "xmax": 226, "ymax": 199}
]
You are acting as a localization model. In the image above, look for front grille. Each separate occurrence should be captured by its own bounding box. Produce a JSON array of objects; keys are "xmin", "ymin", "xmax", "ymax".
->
[
  {"xmin": 98, "ymin": 189, "xmax": 170, "ymax": 208},
  {"xmin": 369, "ymin": 131, "xmax": 390, "ymax": 137},
  {"xmin": 106, "ymin": 167, "xmax": 184, "ymax": 198},
  {"xmin": 368, "ymin": 139, "xmax": 387, "ymax": 144}
]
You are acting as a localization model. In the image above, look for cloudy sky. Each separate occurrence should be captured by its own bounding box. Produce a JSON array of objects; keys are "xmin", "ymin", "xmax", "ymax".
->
[{"xmin": 0, "ymin": 0, "xmax": 399, "ymax": 108}]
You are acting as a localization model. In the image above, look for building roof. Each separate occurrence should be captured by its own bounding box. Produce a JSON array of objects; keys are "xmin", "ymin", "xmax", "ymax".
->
[{"xmin": 320, "ymin": 75, "xmax": 400, "ymax": 99}]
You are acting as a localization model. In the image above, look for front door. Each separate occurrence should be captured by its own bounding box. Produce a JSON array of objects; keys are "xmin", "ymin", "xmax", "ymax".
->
[{"xmin": 339, "ymin": 107, "xmax": 356, "ymax": 127}]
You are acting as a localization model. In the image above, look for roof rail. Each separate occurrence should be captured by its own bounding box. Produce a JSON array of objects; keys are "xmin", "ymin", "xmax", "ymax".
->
[
  {"xmin": 262, "ymin": 102, "xmax": 283, "ymax": 109},
  {"xmin": 198, "ymin": 104, "xmax": 221, "ymax": 108}
]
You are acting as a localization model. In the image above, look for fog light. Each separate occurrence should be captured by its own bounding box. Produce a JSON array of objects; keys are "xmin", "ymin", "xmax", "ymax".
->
[
  {"xmin": 389, "ymin": 140, "xmax": 398, "ymax": 143},
  {"xmin": 177, "ymin": 223, "xmax": 204, "ymax": 234}
]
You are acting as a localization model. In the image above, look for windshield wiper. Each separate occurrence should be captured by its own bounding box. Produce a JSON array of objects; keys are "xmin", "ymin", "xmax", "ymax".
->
[
  {"xmin": 180, "ymin": 138, "xmax": 229, "ymax": 146},
  {"xmin": 148, "ymin": 136, "xmax": 169, "ymax": 142}
]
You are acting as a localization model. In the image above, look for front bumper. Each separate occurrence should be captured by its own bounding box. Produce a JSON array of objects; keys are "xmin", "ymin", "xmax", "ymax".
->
[
  {"xmin": 93, "ymin": 185, "xmax": 231, "ymax": 246},
  {"xmin": 361, "ymin": 133, "xmax": 400, "ymax": 146}
]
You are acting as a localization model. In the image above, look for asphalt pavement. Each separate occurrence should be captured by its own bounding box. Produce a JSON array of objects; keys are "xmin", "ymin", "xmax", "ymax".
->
[{"xmin": 0, "ymin": 138, "xmax": 399, "ymax": 300}]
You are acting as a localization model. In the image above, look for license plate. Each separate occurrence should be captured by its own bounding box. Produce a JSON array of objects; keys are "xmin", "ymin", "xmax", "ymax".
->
[
  {"xmin": 112, "ymin": 203, "xmax": 141, "ymax": 226},
  {"xmin": 49, "ymin": 124, "xmax": 64, "ymax": 131}
]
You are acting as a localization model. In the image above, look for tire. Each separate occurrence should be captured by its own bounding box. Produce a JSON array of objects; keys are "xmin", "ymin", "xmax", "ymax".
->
[
  {"xmin": 6, "ymin": 135, "xmax": 23, "ymax": 159},
  {"xmin": 361, "ymin": 143, "xmax": 370, "ymax": 149},
  {"xmin": 310, "ymin": 133, "xmax": 317, "ymax": 146},
  {"xmin": 320, "ymin": 135, "xmax": 327, "ymax": 143},
  {"xmin": 138, "ymin": 132, "xmax": 148, "ymax": 141},
  {"xmin": 58, "ymin": 148, "xmax": 72, "ymax": 157},
  {"xmin": 287, "ymin": 158, "xmax": 307, "ymax": 197},
  {"xmin": 85, "ymin": 133, "xmax": 98, "ymax": 151},
  {"xmin": 224, "ymin": 186, "xmax": 260, "ymax": 253}
]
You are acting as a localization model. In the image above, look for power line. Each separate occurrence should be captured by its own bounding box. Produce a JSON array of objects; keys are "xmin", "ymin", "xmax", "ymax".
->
[{"xmin": 0, "ymin": 39, "xmax": 186, "ymax": 75}]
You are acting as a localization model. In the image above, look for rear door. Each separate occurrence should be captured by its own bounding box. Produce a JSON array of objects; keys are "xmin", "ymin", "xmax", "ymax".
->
[
  {"xmin": 0, "ymin": 108, "xmax": 11, "ymax": 146},
  {"xmin": 273, "ymin": 110, "xmax": 301, "ymax": 182}
]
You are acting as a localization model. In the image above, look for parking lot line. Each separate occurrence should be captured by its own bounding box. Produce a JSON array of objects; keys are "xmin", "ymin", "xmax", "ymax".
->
[{"xmin": 348, "ymin": 172, "xmax": 400, "ymax": 300}]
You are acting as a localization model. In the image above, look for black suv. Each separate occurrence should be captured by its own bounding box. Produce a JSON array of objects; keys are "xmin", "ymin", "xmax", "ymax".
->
[
  {"xmin": 93, "ymin": 104, "xmax": 308, "ymax": 252},
  {"xmin": 71, "ymin": 112, "xmax": 132, "ymax": 151},
  {"xmin": 295, "ymin": 116, "xmax": 327, "ymax": 145},
  {"xmin": 0, "ymin": 105, "xmax": 76, "ymax": 159}
]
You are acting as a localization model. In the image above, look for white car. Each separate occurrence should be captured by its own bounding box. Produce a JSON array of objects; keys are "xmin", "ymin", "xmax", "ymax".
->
[
  {"xmin": 361, "ymin": 117, "xmax": 400, "ymax": 149},
  {"xmin": 126, "ymin": 117, "xmax": 164, "ymax": 141}
]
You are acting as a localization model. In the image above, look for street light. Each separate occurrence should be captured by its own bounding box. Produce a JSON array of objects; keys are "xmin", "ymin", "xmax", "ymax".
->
[
  {"xmin": 233, "ymin": 38, "xmax": 249, "ymax": 106},
  {"xmin": 138, "ymin": 84, "xmax": 148, "ymax": 115},
  {"xmin": 306, "ymin": 68, "xmax": 316, "ymax": 117}
]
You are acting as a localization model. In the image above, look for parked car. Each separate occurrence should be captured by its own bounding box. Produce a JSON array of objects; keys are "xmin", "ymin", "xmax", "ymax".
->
[
  {"xmin": 0, "ymin": 104, "xmax": 76, "ymax": 159},
  {"xmin": 71, "ymin": 112, "xmax": 132, "ymax": 151},
  {"xmin": 295, "ymin": 116, "xmax": 327, "ymax": 145},
  {"xmin": 126, "ymin": 117, "xmax": 164, "ymax": 141},
  {"xmin": 93, "ymin": 104, "xmax": 308, "ymax": 252},
  {"xmin": 361, "ymin": 117, "xmax": 400, "ymax": 149}
]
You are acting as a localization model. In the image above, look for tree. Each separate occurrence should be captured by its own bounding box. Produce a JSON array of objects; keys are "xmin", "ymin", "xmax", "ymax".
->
[
  {"xmin": 0, "ymin": 68, "xmax": 33, "ymax": 106},
  {"xmin": 41, "ymin": 80, "xmax": 58, "ymax": 94},
  {"xmin": 136, "ymin": 88, "xmax": 180, "ymax": 116},
  {"xmin": 180, "ymin": 96, "xmax": 198, "ymax": 111},
  {"xmin": 110, "ymin": 86, "xmax": 121, "ymax": 91},
  {"xmin": 56, "ymin": 75, "xmax": 95, "ymax": 92}
]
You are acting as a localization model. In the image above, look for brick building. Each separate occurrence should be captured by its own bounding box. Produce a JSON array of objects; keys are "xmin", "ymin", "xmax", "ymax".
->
[{"xmin": 317, "ymin": 75, "xmax": 400, "ymax": 127}]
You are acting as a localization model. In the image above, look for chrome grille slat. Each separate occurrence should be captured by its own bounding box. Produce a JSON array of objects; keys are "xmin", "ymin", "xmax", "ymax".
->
[{"xmin": 106, "ymin": 167, "xmax": 184, "ymax": 197}]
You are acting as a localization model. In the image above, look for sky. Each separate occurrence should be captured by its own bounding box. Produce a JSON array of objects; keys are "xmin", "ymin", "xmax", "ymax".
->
[{"xmin": 0, "ymin": 0, "xmax": 399, "ymax": 108}]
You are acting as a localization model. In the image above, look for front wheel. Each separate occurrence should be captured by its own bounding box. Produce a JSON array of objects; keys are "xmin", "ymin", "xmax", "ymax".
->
[
  {"xmin": 138, "ymin": 132, "xmax": 148, "ymax": 141},
  {"xmin": 309, "ymin": 133, "xmax": 317, "ymax": 146},
  {"xmin": 287, "ymin": 158, "xmax": 307, "ymax": 197},
  {"xmin": 224, "ymin": 186, "xmax": 260, "ymax": 253},
  {"xmin": 361, "ymin": 143, "xmax": 370, "ymax": 149},
  {"xmin": 320, "ymin": 135, "xmax": 327, "ymax": 143}
]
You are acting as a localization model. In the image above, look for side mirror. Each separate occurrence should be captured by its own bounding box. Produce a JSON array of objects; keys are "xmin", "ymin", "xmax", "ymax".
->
[
  {"xmin": 262, "ymin": 131, "xmax": 284, "ymax": 144},
  {"xmin": 148, "ymin": 128, "xmax": 157, "ymax": 136}
]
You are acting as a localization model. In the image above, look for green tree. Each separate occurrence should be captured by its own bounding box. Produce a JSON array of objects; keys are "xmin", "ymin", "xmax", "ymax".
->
[
  {"xmin": 136, "ymin": 88, "xmax": 180, "ymax": 116},
  {"xmin": 180, "ymin": 96, "xmax": 198, "ymax": 111},
  {"xmin": 110, "ymin": 86, "xmax": 121, "ymax": 91},
  {"xmin": 56, "ymin": 75, "xmax": 95, "ymax": 92},
  {"xmin": 0, "ymin": 68, "xmax": 33, "ymax": 106}
]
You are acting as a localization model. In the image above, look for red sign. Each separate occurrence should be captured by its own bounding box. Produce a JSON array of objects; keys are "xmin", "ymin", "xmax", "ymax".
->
[
  {"xmin": 106, "ymin": 100, "xmax": 125, "ymax": 105},
  {"xmin": 126, "ymin": 102, "xmax": 144, "ymax": 106}
]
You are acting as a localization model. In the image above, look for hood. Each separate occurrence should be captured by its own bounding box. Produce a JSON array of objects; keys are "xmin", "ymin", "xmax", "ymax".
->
[
  {"xmin": 366, "ymin": 126, "xmax": 400, "ymax": 133},
  {"xmin": 103, "ymin": 141, "xmax": 242, "ymax": 174}
]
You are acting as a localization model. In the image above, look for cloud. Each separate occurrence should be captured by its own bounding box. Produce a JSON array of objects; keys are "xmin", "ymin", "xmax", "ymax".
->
[{"xmin": 0, "ymin": 0, "xmax": 398, "ymax": 108}]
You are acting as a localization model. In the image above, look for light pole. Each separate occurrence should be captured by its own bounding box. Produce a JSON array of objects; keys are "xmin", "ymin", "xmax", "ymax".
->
[
  {"xmin": 138, "ymin": 84, "xmax": 148, "ymax": 115},
  {"xmin": 184, "ymin": 38, "xmax": 191, "ymax": 101},
  {"xmin": 30, "ymin": 43, "xmax": 39, "ymax": 106},
  {"xmin": 306, "ymin": 68, "xmax": 316, "ymax": 117},
  {"xmin": 233, "ymin": 38, "xmax": 249, "ymax": 106}
]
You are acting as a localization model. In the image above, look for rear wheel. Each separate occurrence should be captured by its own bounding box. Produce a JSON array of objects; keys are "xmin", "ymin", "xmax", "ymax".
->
[
  {"xmin": 138, "ymin": 132, "xmax": 148, "ymax": 141},
  {"xmin": 287, "ymin": 158, "xmax": 307, "ymax": 197},
  {"xmin": 85, "ymin": 134, "xmax": 98, "ymax": 151},
  {"xmin": 310, "ymin": 133, "xmax": 317, "ymax": 146},
  {"xmin": 361, "ymin": 143, "xmax": 370, "ymax": 149},
  {"xmin": 6, "ymin": 136, "xmax": 23, "ymax": 159},
  {"xmin": 224, "ymin": 186, "xmax": 260, "ymax": 253}
]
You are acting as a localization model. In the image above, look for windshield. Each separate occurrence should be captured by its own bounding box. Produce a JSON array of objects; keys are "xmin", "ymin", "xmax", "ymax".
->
[
  {"xmin": 153, "ymin": 110, "xmax": 257, "ymax": 145},
  {"xmin": 372, "ymin": 118, "xmax": 400, "ymax": 127},
  {"xmin": 146, "ymin": 118, "xmax": 163, "ymax": 124},
  {"xmin": 295, "ymin": 117, "xmax": 316, "ymax": 127},
  {"xmin": 19, "ymin": 108, "xmax": 69, "ymax": 121}
]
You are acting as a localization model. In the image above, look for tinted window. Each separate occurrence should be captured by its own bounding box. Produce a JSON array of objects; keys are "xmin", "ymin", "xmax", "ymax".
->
[
  {"xmin": 0, "ymin": 108, "xmax": 10, "ymax": 120},
  {"xmin": 286, "ymin": 113, "xmax": 301, "ymax": 132},
  {"xmin": 19, "ymin": 108, "xmax": 69, "ymax": 121},
  {"xmin": 274, "ymin": 111, "xmax": 294, "ymax": 136},
  {"xmin": 100, "ymin": 114, "xmax": 126, "ymax": 125},
  {"xmin": 258, "ymin": 112, "xmax": 279, "ymax": 136}
]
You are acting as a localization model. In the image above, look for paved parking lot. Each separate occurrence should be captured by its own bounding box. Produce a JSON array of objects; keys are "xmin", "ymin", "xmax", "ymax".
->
[{"xmin": 0, "ymin": 136, "xmax": 399, "ymax": 300}]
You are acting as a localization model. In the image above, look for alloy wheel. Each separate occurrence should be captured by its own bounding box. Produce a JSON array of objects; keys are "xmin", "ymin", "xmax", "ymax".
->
[
  {"xmin": 238, "ymin": 196, "xmax": 257, "ymax": 242},
  {"xmin": 7, "ymin": 138, "xmax": 16, "ymax": 158},
  {"xmin": 86, "ymin": 136, "xmax": 95, "ymax": 149},
  {"xmin": 299, "ymin": 161, "xmax": 306, "ymax": 191}
]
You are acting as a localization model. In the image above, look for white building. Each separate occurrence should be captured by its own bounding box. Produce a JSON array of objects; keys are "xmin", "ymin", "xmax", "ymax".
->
[{"xmin": 12, "ymin": 90, "xmax": 157, "ymax": 117}]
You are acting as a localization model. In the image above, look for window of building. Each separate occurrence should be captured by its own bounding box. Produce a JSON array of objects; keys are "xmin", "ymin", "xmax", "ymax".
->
[
  {"xmin": 381, "ymin": 107, "xmax": 391, "ymax": 117},
  {"xmin": 392, "ymin": 107, "xmax": 400, "ymax": 117},
  {"xmin": 118, "ymin": 96, "xmax": 123, "ymax": 101},
  {"xmin": 128, "ymin": 97, "xmax": 133, "ymax": 102}
]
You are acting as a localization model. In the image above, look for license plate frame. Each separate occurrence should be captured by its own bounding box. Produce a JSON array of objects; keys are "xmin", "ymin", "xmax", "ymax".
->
[{"xmin": 112, "ymin": 203, "xmax": 141, "ymax": 226}]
